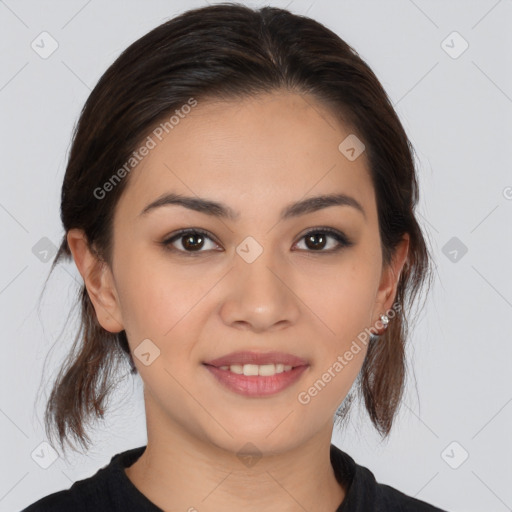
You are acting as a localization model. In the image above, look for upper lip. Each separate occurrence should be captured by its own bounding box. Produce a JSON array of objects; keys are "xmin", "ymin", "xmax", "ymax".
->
[{"xmin": 204, "ymin": 351, "xmax": 309, "ymax": 368}]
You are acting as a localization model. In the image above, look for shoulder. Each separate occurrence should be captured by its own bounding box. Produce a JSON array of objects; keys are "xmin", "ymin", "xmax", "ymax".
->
[
  {"xmin": 368, "ymin": 468, "xmax": 448, "ymax": 511},
  {"xmin": 21, "ymin": 488, "xmax": 83, "ymax": 512},
  {"xmin": 330, "ymin": 444, "xmax": 448, "ymax": 511},
  {"xmin": 351, "ymin": 463, "xmax": 448, "ymax": 511},
  {"xmin": 20, "ymin": 475, "xmax": 112, "ymax": 512},
  {"xmin": 20, "ymin": 453, "xmax": 120, "ymax": 512},
  {"xmin": 20, "ymin": 446, "xmax": 147, "ymax": 512}
]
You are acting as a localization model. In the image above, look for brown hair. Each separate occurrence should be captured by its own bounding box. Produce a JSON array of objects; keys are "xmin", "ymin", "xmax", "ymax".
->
[{"xmin": 40, "ymin": 2, "xmax": 433, "ymax": 455}]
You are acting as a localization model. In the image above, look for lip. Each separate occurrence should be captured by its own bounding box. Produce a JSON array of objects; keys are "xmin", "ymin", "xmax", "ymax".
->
[
  {"xmin": 203, "ymin": 350, "xmax": 309, "ymax": 367},
  {"xmin": 204, "ymin": 364, "xmax": 309, "ymax": 397}
]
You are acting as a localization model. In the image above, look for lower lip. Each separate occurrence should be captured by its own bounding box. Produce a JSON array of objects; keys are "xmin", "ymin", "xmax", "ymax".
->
[{"xmin": 203, "ymin": 364, "xmax": 309, "ymax": 397}]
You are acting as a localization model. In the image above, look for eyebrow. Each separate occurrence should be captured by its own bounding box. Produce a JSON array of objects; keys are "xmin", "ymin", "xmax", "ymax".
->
[{"xmin": 138, "ymin": 192, "xmax": 366, "ymax": 221}]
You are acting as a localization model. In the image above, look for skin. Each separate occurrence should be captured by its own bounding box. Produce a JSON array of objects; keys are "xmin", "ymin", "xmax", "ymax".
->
[{"xmin": 67, "ymin": 91, "xmax": 409, "ymax": 512}]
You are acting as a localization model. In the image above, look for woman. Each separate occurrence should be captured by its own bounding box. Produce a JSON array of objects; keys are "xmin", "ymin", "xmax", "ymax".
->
[{"xmin": 23, "ymin": 3, "xmax": 446, "ymax": 511}]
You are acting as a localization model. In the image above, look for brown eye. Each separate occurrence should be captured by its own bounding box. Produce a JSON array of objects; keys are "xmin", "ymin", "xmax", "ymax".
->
[
  {"xmin": 162, "ymin": 229, "xmax": 219, "ymax": 254},
  {"xmin": 295, "ymin": 228, "xmax": 353, "ymax": 253},
  {"xmin": 304, "ymin": 232, "xmax": 328, "ymax": 250},
  {"xmin": 161, "ymin": 227, "xmax": 353, "ymax": 256},
  {"xmin": 181, "ymin": 232, "xmax": 205, "ymax": 251}
]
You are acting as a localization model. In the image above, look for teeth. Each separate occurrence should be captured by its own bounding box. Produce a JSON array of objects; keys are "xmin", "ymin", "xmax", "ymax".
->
[{"xmin": 218, "ymin": 363, "xmax": 293, "ymax": 376}]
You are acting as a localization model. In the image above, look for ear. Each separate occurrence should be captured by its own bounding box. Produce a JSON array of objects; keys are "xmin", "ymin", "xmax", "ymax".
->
[
  {"xmin": 66, "ymin": 228, "xmax": 124, "ymax": 333},
  {"xmin": 370, "ymin": 233, "xmax": 410, "ymax": 333}
]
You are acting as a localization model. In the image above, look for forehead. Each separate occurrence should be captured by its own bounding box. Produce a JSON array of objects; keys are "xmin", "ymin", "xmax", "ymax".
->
[{"xmin": 116, "ymin": 91, "xmax": 375, "ymax": 223}]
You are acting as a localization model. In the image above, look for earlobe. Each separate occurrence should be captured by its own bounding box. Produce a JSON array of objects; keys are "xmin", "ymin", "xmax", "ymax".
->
[
  {"xmin": 66, "ymin": 229, "xmax": 124, "ymax": 333},
  {"xmin": 372, "ymin": 233, "xmax": 410, "ymax": 331}
]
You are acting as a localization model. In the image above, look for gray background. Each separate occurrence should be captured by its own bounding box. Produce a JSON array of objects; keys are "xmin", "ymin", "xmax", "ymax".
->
[{"xmin": 1, "ymin": 0, "xmax": 511, "ymax": 511}]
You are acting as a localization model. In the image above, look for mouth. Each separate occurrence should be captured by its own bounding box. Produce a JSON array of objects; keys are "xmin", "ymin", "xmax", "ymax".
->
[
  {"xmin": 202, "ymin": 351, "xmax": 309, "ymax": 397},
  {"xmin": 203, "ymin": 350, "xmax": 309, "ymax": 369},
  {"xmin": 203, "ymin": 361, "xmax": 302, "ymax": 376}
]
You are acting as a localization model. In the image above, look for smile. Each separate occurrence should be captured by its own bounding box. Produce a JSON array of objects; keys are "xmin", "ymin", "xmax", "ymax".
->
[{"xmin": 203, "ymin": 363, "xmax": 309, "ymax": 397}]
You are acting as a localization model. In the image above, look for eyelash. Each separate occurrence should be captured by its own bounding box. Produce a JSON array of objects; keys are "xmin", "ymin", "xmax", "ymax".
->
[{"xmin": 160, "ymin": 227, "xmax": 354, "ymax": 256}]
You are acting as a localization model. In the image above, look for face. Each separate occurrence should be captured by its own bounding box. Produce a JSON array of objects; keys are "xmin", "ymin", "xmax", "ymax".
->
[{"xmin": 69, "ymin": 91, "xmax": 408, "ymax": 455}]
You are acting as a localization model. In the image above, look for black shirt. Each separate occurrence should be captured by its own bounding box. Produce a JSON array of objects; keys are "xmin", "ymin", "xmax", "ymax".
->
[{"xmin": 21, "ymin": 444, "xmax": 448, "ymax": 511}]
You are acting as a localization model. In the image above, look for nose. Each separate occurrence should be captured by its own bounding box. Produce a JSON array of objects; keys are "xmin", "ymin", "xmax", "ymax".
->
[{"xmin": 218, "ymin": 248, "xmax": 300, "ymax": 333}]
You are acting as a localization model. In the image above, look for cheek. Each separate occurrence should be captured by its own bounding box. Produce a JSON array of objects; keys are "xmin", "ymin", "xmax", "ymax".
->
[
  {"xmin": 295, "ymin": 253, "xmax": 379, "ymax": 337},
  {"xmin": 112, "ymin": 248, "xmax": 183, "ymax": 341},
  {"xmin": 296, "ymin": 270, "xmax": 372, "ymax": 414},
  {"xmin": 115, "ymin": 249, "xmax": 222, "ymax": 361}
]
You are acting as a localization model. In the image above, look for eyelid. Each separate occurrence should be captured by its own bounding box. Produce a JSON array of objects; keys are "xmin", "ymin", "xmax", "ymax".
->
[
  {"xmin": 161, "ymin": 228, "xmax": 221, "ymax": 255},
  {"xmin": 161, "ymin": 226, "xmax": 353, "ymax": 254},
  {"xmin": 297, "ymin": 226, "xmax": 352, "ymax": 244}
]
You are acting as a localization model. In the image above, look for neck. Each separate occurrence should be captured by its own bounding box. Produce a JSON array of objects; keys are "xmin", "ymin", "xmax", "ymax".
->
[{"xmin": 125, "ymin": 407, "xmax": 345, "ymax": 511}]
